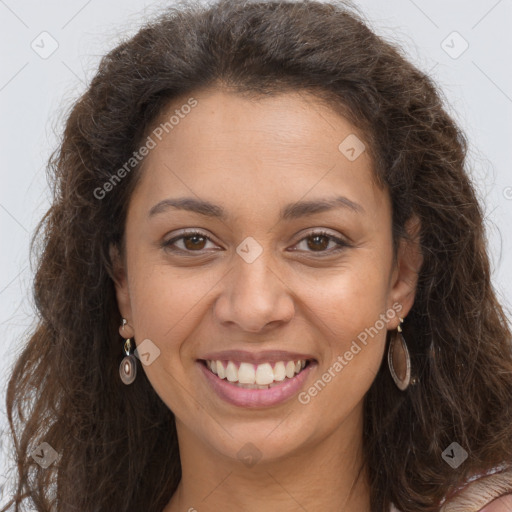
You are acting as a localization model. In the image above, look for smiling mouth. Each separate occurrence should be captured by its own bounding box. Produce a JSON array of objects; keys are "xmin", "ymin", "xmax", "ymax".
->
[{"xmin": 198, "ymin": 358, "xmax": 315, "ymax": 389}]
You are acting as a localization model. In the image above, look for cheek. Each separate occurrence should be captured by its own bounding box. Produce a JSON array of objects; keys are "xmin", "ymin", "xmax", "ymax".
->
[
  {"xmin": 128, "ymin": 243, "xmax": 393, "ymax": 351},
  {"xmin": 126, "ymin": 240, "xmax": 392, "ymax": 402},
  {"xmin": 125, "ymin": 253, "xmax": 224, "ymax": 383},
  {"xmin": 296, "ymin": 253, "xmax": 392, "ymax": 393},
  {"xmin": 127, "ymin": 244, "xmax": 212, "ymax": 321},
  {"xmin": 125, "ymin": 259, "xmax": 209, "ymax": 414},
  {"xmin": 298, "ymin": 271, "xmax": 390, "ymax": 419},
  {"xmin": 297, "ymin": 252, "xmax": 392, "ymax": 339}
]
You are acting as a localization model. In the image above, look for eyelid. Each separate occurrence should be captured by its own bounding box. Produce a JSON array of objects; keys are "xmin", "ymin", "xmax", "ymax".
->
[{"xmin": 294, "ymin": 227, "xmax": 350, "ymax": 244}]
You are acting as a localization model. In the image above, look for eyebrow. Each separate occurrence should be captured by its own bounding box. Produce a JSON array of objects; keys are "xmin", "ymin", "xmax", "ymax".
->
[{"xmin": 148, "ymin": 195, "xmax": 365, "ymax": 220}]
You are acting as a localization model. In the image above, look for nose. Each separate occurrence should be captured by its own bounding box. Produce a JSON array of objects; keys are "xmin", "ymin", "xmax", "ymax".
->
[{"xmin": 214, "ymin": 250, "xmax": 295, "ymax": 333}]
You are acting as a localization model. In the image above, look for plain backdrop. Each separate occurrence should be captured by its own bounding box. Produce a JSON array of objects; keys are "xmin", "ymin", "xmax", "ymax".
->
[{"xmin": 1, "ymin": 0, "xmax": 511, "ymax": 502}]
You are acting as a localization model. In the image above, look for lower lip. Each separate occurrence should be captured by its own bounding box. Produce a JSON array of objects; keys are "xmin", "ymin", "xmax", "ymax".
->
[{"xmin": 197, "ymin": 360, "xmax": 317, "ymax": 408}]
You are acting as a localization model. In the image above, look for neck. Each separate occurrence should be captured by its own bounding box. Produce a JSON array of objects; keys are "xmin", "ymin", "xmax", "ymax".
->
[{"xmin": 163, "ymin": 405, "xmax": 372, "ymax": 512}]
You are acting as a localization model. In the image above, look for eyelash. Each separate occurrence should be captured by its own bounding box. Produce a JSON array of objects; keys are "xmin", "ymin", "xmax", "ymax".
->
[{"xmin": 162, "ymin": 229, "xmax": 351, "ymax": 256}]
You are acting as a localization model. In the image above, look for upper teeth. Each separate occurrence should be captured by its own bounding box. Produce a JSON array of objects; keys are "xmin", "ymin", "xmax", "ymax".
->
[{"xmin": 206, "ymin": 359, "xmax": 307, "ymax": 385}]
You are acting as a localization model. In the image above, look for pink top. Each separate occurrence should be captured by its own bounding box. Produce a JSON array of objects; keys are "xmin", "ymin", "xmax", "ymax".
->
[
  {"xmin": 390, "ymin": 495, "xmax": 512, "ymax": 512},
  {"xmin": 389, "ymin": 465, "xmax": 512, "ymax": 511},
  {"xmin": 478, "ymin": 494, "xmax": 512, "ymax": 511}
]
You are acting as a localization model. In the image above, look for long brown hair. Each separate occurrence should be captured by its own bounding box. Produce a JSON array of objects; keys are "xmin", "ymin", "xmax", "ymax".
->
[{"xmin": 2, "ymin": 0, "xmax": 512, "ymax": 510}]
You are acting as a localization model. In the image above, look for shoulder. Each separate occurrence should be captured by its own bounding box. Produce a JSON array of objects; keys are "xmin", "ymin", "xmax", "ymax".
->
[
  {"xmin": 478, "ymin": 494, "xmax": 512, "ymax": 512},
  {"xmin": 389, "ymin": 466, "xmax": 512, "ymax": 512},
  {"xmin": 390, "ymin": 494, "xmax": 512, "ymax": 512},
  {"xmin": 441, "ymin": 466, "xmax": 512, "ymax": 512}
]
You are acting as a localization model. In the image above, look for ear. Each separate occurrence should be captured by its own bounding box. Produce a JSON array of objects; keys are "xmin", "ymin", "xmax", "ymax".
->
[
  {"xmin": 387, "ymin": 214, "xmax": 423, "ymax": 328},
  {"xmin": 109, "ymin": 242, "xmax": 133, "ymax": 326}
]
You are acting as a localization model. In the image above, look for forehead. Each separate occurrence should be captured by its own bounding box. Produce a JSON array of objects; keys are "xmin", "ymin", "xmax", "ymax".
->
[{"xmin": 131, "ymin": 88, "xmax": 388, "ymax": 222}]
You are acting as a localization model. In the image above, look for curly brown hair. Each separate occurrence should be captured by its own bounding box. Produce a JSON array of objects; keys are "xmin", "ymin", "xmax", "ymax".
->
[{"xmin": 2, "ymin": 0, "xmax": 512, "ymax": 511}]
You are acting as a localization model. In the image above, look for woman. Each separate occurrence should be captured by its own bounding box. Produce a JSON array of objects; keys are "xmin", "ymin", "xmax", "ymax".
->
[{"xmin": 2, "ymin": 0, "xmax": 511, "ymax": 510}]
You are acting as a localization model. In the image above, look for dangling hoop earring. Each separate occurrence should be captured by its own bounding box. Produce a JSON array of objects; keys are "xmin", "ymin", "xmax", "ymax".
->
[
  {"xmin": 119, "ymin": 319, "xmax": 137, "ymax": 385},
  {"xmin": 387, "ymin": 317, "xmax": 416, "ymax": 391}
]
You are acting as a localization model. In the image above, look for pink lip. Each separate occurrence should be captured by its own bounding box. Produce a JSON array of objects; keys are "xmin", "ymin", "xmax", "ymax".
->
[
  {"xmin": 198, "ymin": 349, "xmax": 316, "ymax": 365},
  {"xmin": 197, "ymin": 360, "xmax": 317, "ymax": 408}
]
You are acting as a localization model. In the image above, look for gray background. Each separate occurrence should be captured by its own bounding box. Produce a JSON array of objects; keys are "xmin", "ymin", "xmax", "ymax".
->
[{"xmin": 1, "ymin": 0, "xmax": 511, "ymax": 502}]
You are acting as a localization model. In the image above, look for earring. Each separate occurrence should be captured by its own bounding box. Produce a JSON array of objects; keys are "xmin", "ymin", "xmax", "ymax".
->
[
  {"xmin": 387, "ymin": 317, "xmax": 416, "ymax": 391},
  {"xmin": 119, "ymin": 319, "xmax": 137, "ymax": 385}
]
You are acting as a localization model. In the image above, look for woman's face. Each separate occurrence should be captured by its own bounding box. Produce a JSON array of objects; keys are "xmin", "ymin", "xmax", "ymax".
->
[{"xmin": 113, "ymin": 88, "xmax": 421, "ymax": 465}]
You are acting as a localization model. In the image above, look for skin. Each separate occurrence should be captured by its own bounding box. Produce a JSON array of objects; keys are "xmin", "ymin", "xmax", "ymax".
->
[{"xmin": 111, "ymin": 88, "xmax": 423, "ymax": 512}]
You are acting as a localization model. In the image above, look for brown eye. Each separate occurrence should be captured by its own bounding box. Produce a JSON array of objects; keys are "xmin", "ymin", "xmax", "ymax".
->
[
  {"xmin": 162, "ymin": 229, "xmax": 350, "ymax": 256},
  {"xmin": 182, "ymin": 234, "xmax": 207, "ymax": 250},
  {"xmin": 306, "ymin": 233, "xmax": 330, "ymax": 251},
  {"xmin": 163, "ymin": 230, "xmax": 217, "ymax": 253},
  {"xmin": 293, "ymin": 230, "xmax": 350, "ymax": 255}
]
